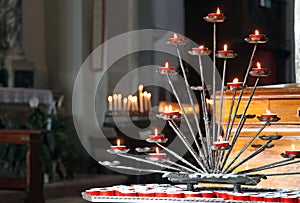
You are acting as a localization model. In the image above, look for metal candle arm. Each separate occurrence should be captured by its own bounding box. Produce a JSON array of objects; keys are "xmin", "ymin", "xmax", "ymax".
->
[
  {"xmin": 226, "ymin": 140, "xmax": 273, "ymax": 173},
  {"xmin": 222, "ymin": 121, "xmax": 270, "ymax": 172}
]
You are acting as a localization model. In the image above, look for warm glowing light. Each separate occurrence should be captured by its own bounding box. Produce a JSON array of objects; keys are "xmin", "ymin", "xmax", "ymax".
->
[
  {"xmin": 155, "ymin": 147, "xmax": 160, "ymax": 154},
  {"xmin": 128, "ymin": 95, "xmax": 132, "ymax": 101},
  {"xmin": 123, "ymin": 98, "xmax": 127, "ymax": 103},
  {"xmin": 218, "ymin": 136, "xmax": 223, "ymax": 142},
  {"xmin": 108, "ymin": 96, "xmax": 113, "ymax": 102},
  {"xmin": 255, "ymin": 30, "xmax": 260, "ymax": 35},
  {"xmin": 216, "ymin": 7, "xmax": 220, "ymax": 14},
  {"xmin": 147, "ymin": 93, "xmax": 151, "ymax": 99},
  {"xmin": 165, "ymin": 62, "xmax": 169, "ymax": 68},
  {"xmin": 245, "ymin": 163, "xmax": 249, "ymax": 170},
  {"xmin": 257, "ymin": 62, "xmax": 261, "ymax": 69},
  {"xmin": 138, "ymin": 84, "xmax": 143, "ymax": 91},
  {"xmin": 132, "ymin": 96, "xmax": 138, "ymax": 102},
  {"xmin": 223, "ymin": 44, "xmax": 228, "ymax": 51},
  {"xmin": 206, "ymin": 99, "xmax": 214, "ymax": 105},
  {"xmin": 292, "ymin": 144, "xmax": 295, "ymax": 150},
  {"xmin": 113, "ymin": 94, "xmax": 118, "ymax": 99},
  {"xmin": 117, "ymin": 94, "xmax": 122, "ymax": 99},
  {"xmin": 199, "ymin": 45, "xmax": 204, "ymax": 49},
  {"xmin": 168, "ymin": 105, "xmax": 173, "ymax": 111},
  {"xmin": 174, "ymin": 33, "xmax": 178, "ymax": 38},
  {"xmin": 266, "ymin": 109, "xmax": 272, "ymax": 114},
  {"xmin": 117, "ymin": 139, "xmax": 120, "ymax": 146},
  {"xmin": 233, "ymin": 78, "xmax": 239, "ymax": 83},
  {"xmin": 154, "ymin": 128, "xmax": 158, "ymax": 136}
]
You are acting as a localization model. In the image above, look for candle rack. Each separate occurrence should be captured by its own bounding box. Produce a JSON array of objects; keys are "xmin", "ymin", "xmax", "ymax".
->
[{"xmin": 95, "ymin": 8, "xmax": 300, "ymax": 197}]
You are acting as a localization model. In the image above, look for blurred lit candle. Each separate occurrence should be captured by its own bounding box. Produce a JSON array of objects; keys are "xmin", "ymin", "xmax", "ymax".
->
[
  {"xmin": 148, "ymin": 128, "xmax": 164, "ymax": 140},
  {"xmin": 128, "ymin": 95, "xmax": 132, "ymax": 112},
  {"xmin": 227, "ymin": 78, "xmax": 243, "ymax": 87},
  {"xmin": 192, "ymin": 45, "xmax": 208, "ymax": 52},
  {"xmin": 138, "ymin": 84, "xmax": 144, "ymax": 113},
  {"xmin": 113, "ymin": 94, "xmax": 118, "ymax": 111},
  {"xmin": 160, "ymin": 105, "xmax": 180, "ymax": 117},
  {"xmin": 123, "ymin": 98, "xmax": 128, "ymax": 111},
  {"xmin": 213, "ymin": 136, "xmax": 229, "ymax": 148},
  {"xmin": 132, "ymin": 96, "xmax": 138, "ymax": 111},
  {"xmin": 147, "ymin": 92, "xmax": 152, "ymax": 111},
  {"xmin": 144, "ymin": 91, "xmax": 148, "ymax": 111},
  {"xmin": 117, "ymin": 94, "xmax": 122, "ymax": 111},
  {"xmin": 110, "ymin": 139, "xmax": 126, "ymax": 151},
  {"xmin": 107, "ymin": 96, "xmax": 113, "ymax": 111}
]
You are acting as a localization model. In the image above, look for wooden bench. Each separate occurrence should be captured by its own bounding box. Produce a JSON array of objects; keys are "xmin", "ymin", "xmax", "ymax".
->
[{"xmin": 0, "ymin": 130, "xmax": 44, "ymax": 203}]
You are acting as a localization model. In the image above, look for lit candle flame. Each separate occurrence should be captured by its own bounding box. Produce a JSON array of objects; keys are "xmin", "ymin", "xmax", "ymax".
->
[
  {"xmin": 255, "ymin": 30, "xmax": 260, "ymax": 35},
  {"xmin": 155, "ymin": 147, "xmax": 160, "ymax": 154},
  {"xmin": 245, "ymin": 163, "xmax": 249, "ymax": 170},
  {"xmin": 165, "ymin": 62, "xmax": 169, "ymax": 68},
  {"xmin": 223, "ymin": 44, "xmax": 228, "ymax": 51},
  {"xmin": 132, "ymin": 96, "xmax": 138, "ymax": 102},
  {"xmin": 174, "ymin": 33, "xmax": 178, "ymax": 38},
  {"xmin": 266, "ymin": 109, "xmax": 272, "ymax": 114},
  {"xmin": 138, "ymin": 84, "xmax": 143, "ymax": 91},
  {"xmin": 199, "ymin": 45, "xmax": 204, "ymax": 49},
  {"xmin": 113, "ymin": 94, "xmax": 118, "ymax": 99},
  {"xmin": 154, "ymin": 128, "xmax": 158, "ymax": 136},
  {"xmin": 117, "ymin": 139, "xmax": 120, "ymax": 146},
  {"xmin": 233, "ymin": 78, "xmax": 239, "ymax": 83},
  {"xmin": 117, "ymin": 94, "xmax": 122, "ymax": 99},
  {"xmin": 108, "ymin": 95, "xmax": 113, "ymax": 102},
  {"xmin": 218, "ymin": 136, "xmax": 223, "ymax": 142},
  {"xmin": 147, "ymin": 93, "xmax": 151, "ymax": 99},
  {"xmin": 257, "ymin": 62, "xmax": 261, "ymax": 69},
  {"xmin": 216, "ymin": 7, "xmax": 220, "ymax": 14},
  {"xmin": 168, "ymin": 105, "xmax": 173, "ymax": 111},
  {"xmin": 292, "ymin": 144, "xmax": 295, "ymax": 150},
  {"xmin": 128, "ymin": 95, "xmax": 132, "ymax": 101}
]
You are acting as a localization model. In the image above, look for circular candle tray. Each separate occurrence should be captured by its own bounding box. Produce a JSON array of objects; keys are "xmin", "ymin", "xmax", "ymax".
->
[
  {"xmin": 163, "ymin": 172, "xmax": 265, "ymax": 186},
  {"xmin": 146, "ymin": 157, "xmax": 169, "ymax": 162},
  {"xmin": 226, "ymin": 85, "xmax": 244, "ymax": 91},
  {"xmin": 259, "ymin": 135, "xmax": 283, "ymax": 141},
  {"xmin": 107, "ymin": 148, "xmax": 130, "ymax": 154},
  {"xmin": 166, "ymin": 40, "xmax": 187, "ymax": 46},
  {"xmin": 256, "ymin": 116, "xmax": 281, "ymax": 122},
  {"xmin": 211, "ymin": 145, "xmax": 231, "ymax": 151},
  {"xmin": 216, "ymin": 53, "xmax": 238, "ymax": 59},
  {"xmin": 191, "ymin": 86, "xmax": 211, "ymax": 91},
  {"xmin": 249, "ymin": 70, "xmax": 271, "ymax": 77},
  {"xmin": 281, "ymin": 153, "xmax": 299, "ymax": 159},
  {"xmin": 203, "ymin": 16, "xmax": 226, "ymax": 23},
  {"xmin": 251, "ymin": 143, "xmax": 274, "ymax": 149},
  {"xmin": 156, "ymin": 114, "xmax": 181, "ymax": 121},
  {"xmin": 146, "ymin": 138, "xmax": 168, "ymax": 144},
  {"xmin": 158, "ymin": 69, "xmax": 178, "ymax": 75},
  {"xmin": 135, "ymin": 147, "xmax": 152, "ymax": 153},
  {"xmin": 244, "ymin": 37, "xmax": 269, "ymax": 44},
  {"xmin": 188, "ymin": 50, "xmax": 212, "ymax": 56},
  {"xmin": 236, "ymin": 114, "xmax": 256, "ymax": 119}
]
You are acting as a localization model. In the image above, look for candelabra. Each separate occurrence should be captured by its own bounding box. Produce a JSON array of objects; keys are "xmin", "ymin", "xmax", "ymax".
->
[{"xmin": 96, "ymin": 8, "xmax": 300, "ymax": 197}]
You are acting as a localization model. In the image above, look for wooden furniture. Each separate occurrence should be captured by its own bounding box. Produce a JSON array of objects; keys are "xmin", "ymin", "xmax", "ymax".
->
[{"xmin": 0, "ymin": 130, "xmax": 44, "ymax": 203}]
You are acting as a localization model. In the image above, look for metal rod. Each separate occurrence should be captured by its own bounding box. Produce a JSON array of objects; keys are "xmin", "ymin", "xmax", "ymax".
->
[
  {"xmin": 198, "ymin": 55, "xmax": 213, "ymax": 168},
  {"xmin": 169, "ymin": 120, "xmax": 208, "ymax": 172},
  {"xmin": 226, "ymin": 140, "xmax": 272, "ymax": 173},
  {"xmin": 212, "ymin": 22, "xmax": 217, "ymax": 144},
  {"xmin": 166, "ymin": 74, "xmax": 207, "ymax": 163},
  {"xmin": 225, "ymin": 44, "xmax": 258, "ymax": 140},
  {"xmin": 156, "ymin": 142, "xmax": 202, "ymax": 172},
  {"xmin": 235, "ymin": 157, "xmax": 295, "ymax": 174},
  {"xmin": 117, "ymin": 153, "xmax": 181, "ymax": 172},
  {"xmin": 217, "ymin": 59, "xmax": 227, "ymax": 139},
  {"xmin": 176, "ymin": 47, "xmax": 207, "ymax": 158},
  {"xmin": 222, "ymin": 121, "xmax": 269, "ymax": 173},
  {"xmin": 225, "ymin": 89, "xmax": 237, "ymax": 138},
  {"xmin": 221, "ymin": 77, "xmax": 260, "ymax": 168}
]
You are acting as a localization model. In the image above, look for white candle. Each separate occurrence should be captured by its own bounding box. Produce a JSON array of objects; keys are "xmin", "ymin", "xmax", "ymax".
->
[
  {"xmin": 113, "ymin": 94, "xmax": 118, "ymax": 111},
  {"xmin": 144, "ymin": 91, "xmax": 148, "ymax": 111},
  {"xmin": 128, "ymin": 95, "xmax": 132, "ymax": 112},
  {"xmin": 123, "ymin": 98, "xmax": 128, "ymax": 111},
  {"xmin": 107, "ymin": 96, "xmax": 113, "ymax": 111},
  {"xmin": 147, "ymin": 92, "xmax": 152, "ymax": 111},
  {"xmin": 117, "ymin": 94, "xmax": 122, "ymax": 111},
  {"xmin": 132, "ymin": 96, "xmax": 138, "ymax": 111},
  {"xmin": 138, "ymin": 84, "xmax": 144, "ymax": 113}
]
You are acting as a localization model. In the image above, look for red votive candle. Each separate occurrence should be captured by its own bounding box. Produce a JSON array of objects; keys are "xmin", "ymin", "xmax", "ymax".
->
[
  {"xmin": 119, "ymin": 190, "xmax": 136, "ymax": 197},
  {"xmin": 252, "ymin": 61, "xmax": 268, "ymax": 73},
  {"xmin": 208, "ymin": 7, "xmax": 224, "ymax": 17},
  {"xmin": 86, "ymin": 189, "xmax": 101, "ymax": 196},
  {"xmin": 110, "ymin": 139, "xmax": 126, "ymax": 151},
  {"xmin": 200, "ymin": 191, "xmax": 214, "ymax": 198},
  {"xmin": 249, "ymin": 29, "xmax": 265, "ymax": 40},
  {"xmin": 227, "ymin": 78, "xmax": 243, "ymax": 87},
  {"xmin": 218, "ymin": 44, "xmax": 233, "ymax": 55},
  {"xmin": 138, "ymin": 191, "xmax": 155, "ymax": 197},
  {"xmin": 166, "ymin": 191, "xmax": 183, "ymax": 198},
  {"xmin": 169, "ymin": 33, "xmax": 184, "ymax": 43},
  {"xmin": 149, "ymin": 147, "xmax": 167, "ymax": 159},
  {"xmin": 100, "ymin": 188, "xmax": 115, "ymax": 196},
  {"xmin": 148, "ymin": 128, "xmax": 164, "ymax": 140},
  {"xmin": 264, "ymin": 196, "xmax": 281, "ymax": 202},
  {"xmin": 159, "ymin": 104, "xmax": 180, "ymax": 117},
  {"xmin": 159, "ymin": 62, "xmax": 176, "ymax": 71},
  {"xmin": 260, "ymin": 110, "xmax": 277, "ymax": 119},
  {"xmin": 155, "ymin": 191, "xmax": 167, "ymax": 197},
  {"xmin": 285, "ymin": 144, "xmax": 300, "ymax": 156},
  {"xmin": 281, "ymin": 196, "xmax": 298, "ymax": 203},
  {"xmin": 233, "ymin": 193, "xmax": 249, "ymax": 201},
  {"xmin": 249, "ymin": 194, "xmax": 264, "ymax": 202},
  {"xmin": 192, "ymin": 45, "xmax": 208, "ymax": 52}
]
